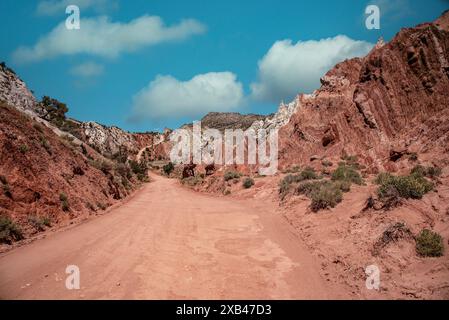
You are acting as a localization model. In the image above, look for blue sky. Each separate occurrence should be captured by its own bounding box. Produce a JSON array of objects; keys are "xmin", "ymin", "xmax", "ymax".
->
[{"xmin": 0, "ymin": 0, "xmax": 448, "ymax": 132}]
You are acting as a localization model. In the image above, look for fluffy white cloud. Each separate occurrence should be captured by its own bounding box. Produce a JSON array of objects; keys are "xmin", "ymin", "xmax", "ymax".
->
[
  {"xmin": 250, "ymin": 35, "xmax": 373, "ymax": 103},
  {"xmin": 131, "ymin": 72, "xmax": 244, "ymax": 120},
  {"xmin": 70, "ymin": 62, "xmax": 104, "ymax": 77},
  {"xmin": 37, "ymin": 0, "xmax": 117, "ymax": 16},
  {"xmin": 13, "ymin": 15, "xmax": 206, "ymax": 63}
]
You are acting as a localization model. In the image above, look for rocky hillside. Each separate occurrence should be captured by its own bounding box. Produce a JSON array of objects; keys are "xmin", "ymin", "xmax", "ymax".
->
[
  {"xmin": 278, "ymin": 11, "xmax": 449, "ymax": 174},
  {"xmin": 0, "ymin": 64, "xmax": 160, "ymax": 248},
  {"xmin": 0, "ymin": 63, "xmax": 168, "ymax": 162}
]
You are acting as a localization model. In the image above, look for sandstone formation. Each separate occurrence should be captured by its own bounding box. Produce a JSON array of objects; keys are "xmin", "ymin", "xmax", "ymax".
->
[{"xmin": 277, "ymin": 11, "xmax": 449, "ymax": 173}]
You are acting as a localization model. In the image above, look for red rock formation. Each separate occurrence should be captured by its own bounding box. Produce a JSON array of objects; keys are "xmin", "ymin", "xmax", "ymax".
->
[{"xmin": 279, "ymin": 11, "xmax": 449, "ymax": 173}]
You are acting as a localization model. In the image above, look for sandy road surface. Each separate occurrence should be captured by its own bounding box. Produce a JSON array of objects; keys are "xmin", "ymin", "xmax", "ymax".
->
[{"xmin": 0, "ymin": 173, "xmax": 340, "ymax": 299}]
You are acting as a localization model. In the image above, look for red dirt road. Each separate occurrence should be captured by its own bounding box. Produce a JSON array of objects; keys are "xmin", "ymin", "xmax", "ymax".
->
[{"xmin": 0, "ymin": 173, "xmax": 342, "ymax": 299}]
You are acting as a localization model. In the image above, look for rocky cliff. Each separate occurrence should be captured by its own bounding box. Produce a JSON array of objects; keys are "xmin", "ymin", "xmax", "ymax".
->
[{"xmin": 278, "ymin": 11, "xmax": 449, "ymax": 173}]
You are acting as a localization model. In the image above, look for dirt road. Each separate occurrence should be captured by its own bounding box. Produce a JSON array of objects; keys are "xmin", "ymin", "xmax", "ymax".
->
[{"xmin": 0, "ymin": 173, "xmax": 340, "ymax": 299}]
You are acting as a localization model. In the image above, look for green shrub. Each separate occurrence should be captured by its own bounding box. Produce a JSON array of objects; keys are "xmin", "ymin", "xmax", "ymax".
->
[
  {"xmin": 0, "ymin": 216, "xmax": 23, "ymax": 243},
  {"xmin": 40, "ymin": 96, "xmax": 69, "ymax": 127},
  {"xmin": 299, "ymin": 167, "xmax": 318, "ymax": 180},
  {"xmin": 137, "ymin": 173, "xmax": 150, "ymax": 182},
  {"xmin": 60, "ymin": 192, "xmax": 69, "ymax": 211},
  {"xmin": 224, "ymin": 171, "xmax": 241, "ymax": 181},
  {"xmin": 331, "ymin": 164, "xmax": 363, "ymax": 185},
  {"xmin": 416, "ymin": 229, "xmax": 444, "ymax": 257},
  {"xmin": 411, "ymin": 165, "xmax": 442, "ymax": 179},
  {"xmin": 333, "ymin": 180, "xmax": 351, "ymax": 193},
  {"xmin": 129, "ymin": 160, "xmax": 147, "ymax": 176},
  {"xmin": 374, "ymin": 172, "xmax": 394, "ymax": 185},
  {"xmin": 376, "ymin": 173, "xmax": 433, "ymax": 200},
  {"xmin": 40, "ymin": 136, "xmax": 52, "ymax": 154},
  {"xmin": 297, "ymin": 180, "xmax": 343, "ymax": 212},
  {"xmin": 243, "ymin": 177, "xmax": 255, "ymax": 189},
  {"xmin": 163, "ymin": 162, "xmax": 174, "ymax": 176},
  {"xmin": 310, "ymin": 183, "xmax": 343, "ymax": 212},
  {"xmin": 28, "ymin": 215, "xmax": 51, "ymax": 231},
  {"xmin": 279, "ymin": 168, "xmax": 320, "ymax": 199},
  {"xmin": 19, "ymin": 144, "xmax": 29, "ymax": 154}
]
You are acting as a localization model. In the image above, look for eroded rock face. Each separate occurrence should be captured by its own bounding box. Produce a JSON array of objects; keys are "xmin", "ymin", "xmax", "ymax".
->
[
  {"xmin": 278, "ymin": 11, "xmax": 449, "ymax": 172},
  {"xmin": 250, "ymin": 100, "xmax": 299, "ymax": 131},
  {"xmin": 0, "ymin": 63, "xmax": 38, "ymax": 116}
]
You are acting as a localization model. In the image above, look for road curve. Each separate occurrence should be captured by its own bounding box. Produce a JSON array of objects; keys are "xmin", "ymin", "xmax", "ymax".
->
[{"xmin": 0, "ymin": 173, "xmax": 338, "ymax": 299}]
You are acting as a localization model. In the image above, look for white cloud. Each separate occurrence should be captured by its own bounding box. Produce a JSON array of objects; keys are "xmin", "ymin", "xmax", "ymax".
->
[
  {"xmin": 70, "ymin": 62, "xmax": 104, "ymax": 77},
  {"xmin": 37, "ymin": 0, "xmax": 118, "ymax": 16},
  {"xmin": 250, "ymin": 35, "xmax": 373, "ymax": 103},
  {"xmin": 368, "ymin": 0, "xmax": 413, "ymax": 22},
  {"xmin": 13, "ymin": 15, "xmax": 206, "ymax": 63},
  {"xmin": 131, "ymin": 72, "xmax": 244, "ymax": 121}
]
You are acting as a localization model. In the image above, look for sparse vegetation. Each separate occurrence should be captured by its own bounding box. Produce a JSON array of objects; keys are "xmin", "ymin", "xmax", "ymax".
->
[
  {"xmin": 310, "ymin": 186, "xmax": 343, "ymax": 212},
  {"xmin": 376, "ymin": 171, "xmax": 433, "ymax": 201},
  {"xmin": 296, "ymin": 180, "xmax": 344, "ymax": 212},
  {"xmin": 331, "ymin": 163, "xmax": 363, "ymax": 185},
  {"xmin": 163, "ymin": 162, "xmax": 174, "ymax": 176},
  {"xmin": 0, "ymin": 176, "xmax": 12, "ymax": 198},
  {"xmin": 28, "ymin": 215, "xmax": 51, "ymax": 231},
  {"xmin": 40, "ymin": 136, "xmax": 52, "ymax": 154},
  {"xmin": 59, "ymin": 192, "xmax": 70, "ymax": 212},
  {"xmin": 224, "ymin": 171, "xmax": 241, "ymax": 181},
  {"xmin": 129, "ymin": 160, "xmax": 148, "ymax": 181},
  {"xmin": 411, "ymin": 165, "xmax": 442, "ymax": 179},
  {"xmin": 0, "ymin": 216, "xmax": 23, "ymax": 244},
  {"xmin": 416, "ymin": 229, "xmax": 444, "ymax": 257},
  {"xmin": 279, "ymin": 167, "xmax": 319, "ymax": 199},
  {"xmin": 243, "ymin": 177, "xmax": 255, "ymax": 189},
  {"xmin": 373, "ymin": 222, "xmax": 413, "ymax": 255},
  {"xmin": 40, "ymin": 96, "xmax": 69, "ymax": 127},
  {"xmin": 19, "ymin": 144, "xmax": 29, "ymax": 154}
]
